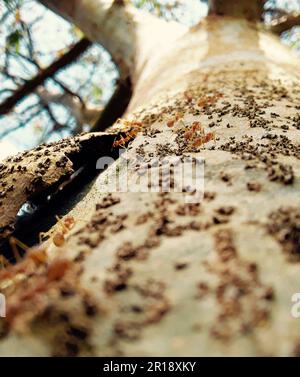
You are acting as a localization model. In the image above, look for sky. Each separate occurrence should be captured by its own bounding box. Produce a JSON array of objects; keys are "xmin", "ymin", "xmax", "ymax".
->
[{"xmin": 0, "ymin": 0, "xmax": 119, "ymax": 154}]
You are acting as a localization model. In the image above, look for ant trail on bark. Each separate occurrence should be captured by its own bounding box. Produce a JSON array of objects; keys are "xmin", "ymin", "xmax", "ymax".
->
[{"xmin": 113, "ymin": 120, "xmax": 143, "ymax": 148}]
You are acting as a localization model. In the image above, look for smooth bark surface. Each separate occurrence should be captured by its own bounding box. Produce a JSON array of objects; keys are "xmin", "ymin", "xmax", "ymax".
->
[{"xmin": 39, "ymin": 0, "xmax": 186, "ymax": 80}]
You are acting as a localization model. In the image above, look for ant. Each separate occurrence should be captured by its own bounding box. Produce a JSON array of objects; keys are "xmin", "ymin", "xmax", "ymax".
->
[
  {"xmin": 113, "ymin": 121, "xmax": 143, "ymax": 148},
  {"xmin": 198, "ymin": 91, "xmax": 223, "ymax": 108},
  {"xmin": 9, "ymin": 237, "xmax": 28, "ymax": 262},
  {"xmin": 0, "ymin": 240, "xmax": 48, "ymax": 291},
  {"xmin": 0, "ymin": 241, "xmax": 71, "ymax": 292},
  {"xmin": 39, "ymin": 215, "xmax": 75, "ymax": 247},
  {"xmin": 182, "ymin": 121, "xmax": 216, "ymax": 149},
  {"xmin": 184, "ymin": 121, "xmax": 204, "ymax": 140},
  {"xmin": 167, "ymin": 112, "xmax": 184, "ymax": 128},
  {"xmin": 184, "ymin": 90, "xmax": 193, "ymax": 103},
  {"xmin": 0, "ymin": 255, "xmax": 10, "ymax": 269},
  {"xmin": 113, "ymin": 131, "xmax": 134, "ymax": 148},
  {"xmin": 8, "ymin": 237, "xmax": 48, "ymax": 265},
  {"xmin": 0, "ymin": 216, "xmax": 73, "ymax": 272}
]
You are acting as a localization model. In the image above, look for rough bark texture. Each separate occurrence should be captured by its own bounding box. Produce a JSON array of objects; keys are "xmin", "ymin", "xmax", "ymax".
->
[
  {"xmin": 0, "ymin": 131, "xmax": 123, "ymax": 242},
  {"xmin": 0, "ymin": 12, "xmax": 300, "ymax": 356}
]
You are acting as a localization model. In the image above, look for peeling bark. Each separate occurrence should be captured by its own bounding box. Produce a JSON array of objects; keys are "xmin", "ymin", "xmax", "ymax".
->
[{"xmin": 0, "ymin": 131, "xmax": 123, "ymax": 242}]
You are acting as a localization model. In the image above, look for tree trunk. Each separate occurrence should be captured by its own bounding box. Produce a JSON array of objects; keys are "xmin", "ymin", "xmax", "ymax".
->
[{"xmin": 1, "ymin": 4, "xmax": 300, "ymax": 356}]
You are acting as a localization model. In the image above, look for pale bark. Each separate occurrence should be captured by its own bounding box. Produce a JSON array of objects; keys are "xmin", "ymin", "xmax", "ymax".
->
[
  {"xmin": 39, "ymin": 0, "xmax": 187, "ymax": 81},
  {"xmin": 1, "ymin": 9, "xmax": 300, "ymax": 357}
]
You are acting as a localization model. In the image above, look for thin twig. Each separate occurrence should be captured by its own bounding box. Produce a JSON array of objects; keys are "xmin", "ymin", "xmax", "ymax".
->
[
  {"xmin": 0, "ymin": 37, "xmax": 92, "ymax": 115},
  {"xmin": 270, "ymin": 12, "xmax": 300, "ymax": 34}
]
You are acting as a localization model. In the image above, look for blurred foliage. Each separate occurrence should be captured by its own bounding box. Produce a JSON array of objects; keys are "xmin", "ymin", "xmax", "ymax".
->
[
  {"xmin": 133, "ymin": 0, "xmax": 205, "ymax": 23},
  {"xmin": 0, "ymin": 0, "xmax": 117, "ymax": 150}
]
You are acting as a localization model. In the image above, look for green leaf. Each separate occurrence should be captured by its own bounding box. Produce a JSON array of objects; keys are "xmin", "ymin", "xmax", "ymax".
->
[
  {"xmin": 92, "ymin": 85, "xmax": 103, "ymax": 99},
  {"xmin": 7, "ymin": 29, "xmax": 22, "ymax": 51}
]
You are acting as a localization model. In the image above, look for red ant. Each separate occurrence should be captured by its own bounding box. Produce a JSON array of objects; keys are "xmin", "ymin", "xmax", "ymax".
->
[
  {"xmin": 191, "ymin": 132, "xmax": 216, "ymax": 148},
  {"xmin": 0, "ymin": 255, "xmax": 10, "ymax": 270},
  {"xmin": 9, "ymin": 236, "xmax": 48, "ymax": 265},
  {"xmin": 167, "ymin": 112, "xmax": 184, "ymax": 128},
  {"xmin": 113, "ymin": 121, "xmax": 143, "ymax": 148},
  {"xmin": 39, "ymin": 215, "xmax": 75, "ymax": 247},
  {"xmin": 0, "ymin": 240, "xmax": 48, "ymax": 291},
  {"xmin": 184, "ymin": 90, "xmax": 193, "ymax": 103},
  {"xmin": 184, "ymin": 121, "xmax": 204, "ymax": 140},
  {"xmin": 198, "ymin": 92, "xmax": 223, "ymax": 108},
  {"xmin": 182, "ymin": 121, "xmax": 215, "ymax": 148}
]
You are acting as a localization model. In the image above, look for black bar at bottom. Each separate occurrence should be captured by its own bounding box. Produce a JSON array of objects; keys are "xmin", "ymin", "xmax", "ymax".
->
[{"xmin": 0, "ymin": 357, "xmax": 299, "ymax": 374}]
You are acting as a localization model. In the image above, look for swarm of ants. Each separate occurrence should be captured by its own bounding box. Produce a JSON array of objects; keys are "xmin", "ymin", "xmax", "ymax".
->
[
  {"xmin": 0, "ymin": 215, "xmax": 76, "ymax": 293},
  {"xmin": 166, "ymin": 91, "xmax": 223, "ymax": 149},
  {"xmin": 113, "ymin": 119, "xmax": 143, "ymax": 148},
  {"xmin": 184, "ymin": 121, "xmax": 216, "ymax": 148},
  {"xmin": 112, "ymin": 91, "xmax": 222, "ymax": 150},
  {"xmin": 0, "ymin": 215, "xmax": 75, "ymax": 266},
  {"xmin": 197, "ymin": 91, "xmax": 223, "ymax": 108},
  {"xmin": 168, "ymin": 116, "xmax": 216, "ymax": 149}
]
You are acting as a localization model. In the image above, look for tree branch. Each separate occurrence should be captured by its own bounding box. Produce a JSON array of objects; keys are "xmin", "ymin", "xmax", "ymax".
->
[
  {"xmin": 270, "ymin": 12, "xmax": 300, "ymax": 34},
  {"xmin": 208, "ymin": 0, "xmax": 264, "ymax": 21},
  {"xmin": 92, "ymin": 77, "xmax": 132, "ymax": 132},
  {"xmin": 0, "ymin": 37, "xmax": 91, "ymax": 115},
  {"xmin": 37, "ymin": 87, "xmax": 102, "ymax": 133}
]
